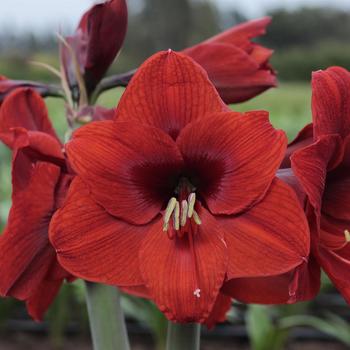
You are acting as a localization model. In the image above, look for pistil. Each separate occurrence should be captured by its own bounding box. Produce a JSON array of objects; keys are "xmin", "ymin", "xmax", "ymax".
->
[{"xmin": 193, "ymin": 288, "xmax": 201, "ymax": 298}]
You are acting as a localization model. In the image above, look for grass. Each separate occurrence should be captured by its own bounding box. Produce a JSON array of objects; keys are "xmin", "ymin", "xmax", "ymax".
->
[{"xmin": 0, "ymin": 82, "xmax": 312, "ymax": 226}]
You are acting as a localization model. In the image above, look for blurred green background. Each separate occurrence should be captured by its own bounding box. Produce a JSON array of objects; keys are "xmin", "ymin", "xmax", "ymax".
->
[{"xmin": 1, "ymin": 0, "xmax": 350, "ymax": 349}]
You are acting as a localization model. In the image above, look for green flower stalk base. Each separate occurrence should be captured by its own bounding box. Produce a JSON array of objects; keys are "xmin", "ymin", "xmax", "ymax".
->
[
  {"xmin": 85, "ymin": 282, "xmax": 130, "ymax": 350},
  {"xmin": 166, "ymin": 322, "xmax": 201, "ymax": 350}
]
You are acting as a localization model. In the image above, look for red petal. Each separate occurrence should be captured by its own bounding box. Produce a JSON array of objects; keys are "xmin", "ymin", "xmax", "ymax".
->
[
  {"xmin": 184, "ymin": 43, "xmax": 259, "ymax": 85},
  {"xmin": 197, "ymin": 17, "xmax": 271, "ymax": 51},
  {"xmin": 291, "ymin": 134, "xmax": 343, "ymax": 213},
  {"xmin": 4, "ymin": 244, "xmax": 57, "ymax": 300},
  {"xmin": 319, "ymin": 215, "xmax": 350, "ymax": 250},
  {"xmin": 218, "ymin": 178, "xmax": 310, "ymax": 279},
  {"xmin": 323, "ymin": 171, "xmax": 350, "ymax": 222},
  {"xmin": 216, "ymin": 72, "xmax": 276, "ymax": 104},
  {"xmin": 115, "ymin": 50, "xmax": 227, "ymax": 139},
  {"xmin": 312, "ymin": 67, "xmax": 350, "ymax": 139},
  {"xmin": 121, "ymin": 285, "xmax": 150, "ymax": 299},
  {"xmin": 61, "ymin": 0, "xmax": 127, "ymax": 94},
  {"xmin": 50, "ymin": 178, "xmax": 145, "ymax": 286},
  {"xmin": 26, "ymin": 277, "xmax": 63, "ymax": 322},
  {"xmin": 66, "ymin": 120, "xmax": 183, "ymax": 224},
  {"xmin": 139, "ymin": 205, "xmax": 227, "ymax": 323},
  {"xmin": 204, "ymin": 293, "xmax": 232, "ymax": 329},
  {"xmin": 184, "ymin": 42, "xmax": 276, "ymax": 104},
  {"xmin": 222, "ymin": 256, "xmax": 320, "ymax": 304},
  {"xmin": 0, "ymin": 161, "xmax": 61, "ymax": 299},
  {"xmin": 177, "ymin": 111, "xmax": 286, "ymax": 215},
  {"xmin": 20, "ymin": 130, "xmax": 63, "ymax": 160},
  {"xmin": 277, "ymin": 168, "xmax": 307, "ymax": 207},
  {"xmin": 79, "ymin": 0, "xmax": 127, "ymax": 93},
  {"xmin": 250, "ymin": 45, "xmax": 274, "ymax": 65},
  {"xmin": 182, "ymin": 17, "xmax": 275, "ymax": 104},
  {"xmin": 317, "ymin": 244, "xmax": 350, "ymax": 303},
  {"xmin": 281, "ymin": 123, "xmax": 313, "ymax": 169},
  {"xmin": 0, "ymin": 88, "xmax": 60, "ymax": 148}
]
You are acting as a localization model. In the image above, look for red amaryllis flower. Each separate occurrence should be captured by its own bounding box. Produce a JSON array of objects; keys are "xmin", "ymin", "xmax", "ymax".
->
[
  {"xmin": 285, "ymin": 66, "xmax": 350, "ymax": 302},
  {"xmin": 61, "ymin": 0, "xmax": 128, "ymax": 97},
  {"xmin": 182, "ymin": 17, "xmax": 276, "ymax": 104},
  {"xmin": 0, "ymin": 88, "xmax": 74, "ymax": 321},
  {"xmin": 50, "ymin": 51, "xmax": 309, "ymax": 323}
]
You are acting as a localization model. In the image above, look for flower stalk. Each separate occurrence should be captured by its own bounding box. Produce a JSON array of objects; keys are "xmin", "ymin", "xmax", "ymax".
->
[
  {"xmin": 85, "ymin": 282, "xmax": 130, "ymax": 350},
  {"xmin": 166, "ymin": 322, "xmax": 200, "ymax": 350},
  {"xmin": 91, "ymin": 69, "xmax": 136, "ymax": 103}
]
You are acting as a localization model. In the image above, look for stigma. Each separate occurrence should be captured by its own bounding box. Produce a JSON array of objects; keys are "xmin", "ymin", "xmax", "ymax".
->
[
  {"xmin": 163, "ymin": 193, "xmax": 201, "ymax": 233},
  {"xmin": 193, "ymin": 288, "xmax": 201, "ymax": 298}
]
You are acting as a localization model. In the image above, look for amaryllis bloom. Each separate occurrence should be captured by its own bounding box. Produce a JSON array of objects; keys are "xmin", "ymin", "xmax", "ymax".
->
[
  {"xmin": 182, "ymin": 17, "xmax": 276, "ymax": 104},
  {"xmin": 50, "ymin": 51, "xmax": 309, "ymax": 323},
  {"xmin": 282, "ymin": 66, "xmax": 350, "ymax": 302},
  {"xmin": 0, "ymin": 88, "xmax": 73, "ymax": 320},
  {"xmin": 61, "ymin": 0, "xmax": 128, "ymax": 98}
]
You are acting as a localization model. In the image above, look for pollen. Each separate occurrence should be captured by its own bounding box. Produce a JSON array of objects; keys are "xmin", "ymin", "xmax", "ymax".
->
[
  {"xmin": 344, "ymin": 229, "xmax": 350, "ymax": 243},
  {"xmin": 193, "ymin": 288, "xmax": 201, "ymax": 298}
]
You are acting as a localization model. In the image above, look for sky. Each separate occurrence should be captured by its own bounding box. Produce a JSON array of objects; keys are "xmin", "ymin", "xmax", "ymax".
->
[
  {"xmin": 216, "ymin": 0, "xmax": 350, "ymax": 14},
  {"xmin": 1, "ymin": 0, "xmax": 350, "ymax": 33}
]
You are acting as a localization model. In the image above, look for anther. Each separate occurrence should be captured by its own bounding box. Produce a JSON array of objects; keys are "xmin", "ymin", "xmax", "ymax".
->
[
  {"xmin": 344, "ymin": 229, "xmax": 350, "ymax": 242},
  {"xmin": 173, "ymin": 201, "xmax": 180, "ymax": 231},
  {"xmin": 187, "ymin": 193, "xmax": 196, "ymax": 218},
  {"xmin": 193, "ymin": 288, "xmax": 201, "ymax": 298},
  {"xmin": 181, "ymin": 200, "xmax": 188, "ymax": 226},
  {"xmin": 192, "ymin": 210, "xmax": 202, "ymax": 225},
  {"xmin": 163, "ymin": 197, "xmax": 177, "ymax": 226}
]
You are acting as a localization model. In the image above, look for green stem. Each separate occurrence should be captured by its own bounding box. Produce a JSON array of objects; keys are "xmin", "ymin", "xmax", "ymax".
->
[
  {"xmin": 166, "ymin": 322, "xmax": 200, "ymax": 350},
  {"xmin": 85, "ymin": 282, "xmax": 130, "ymax": 350},
  {"xmin": 90, "ymin": 69, "xmax": 136, "ymax": 104}
]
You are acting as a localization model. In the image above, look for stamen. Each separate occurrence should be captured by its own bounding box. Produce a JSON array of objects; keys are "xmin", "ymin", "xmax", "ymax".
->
[
  {"xmin": 192, "ymin": 210, "xmax": 202, "ymax": 225},
  {"xmin": 344, "ymin": 229, "xmax": 350, "ymax": 242},
  {"xmin": 193, "ymin": 288, "xmax": 201, "ymax": 298},
  {"xmin": 180, "ymin": 200, "xmax": 188, "ymax": 226},
  {"xmin": 163, "ymin": 197, "xmax": 177, "ymax": 230},
  {"xmin": 187, "ymin": 193, "xmax": 196, "ymax": 218},
  {"xmin": 173, "ymin": 201, "xmax": 180, "ymax": 231}
]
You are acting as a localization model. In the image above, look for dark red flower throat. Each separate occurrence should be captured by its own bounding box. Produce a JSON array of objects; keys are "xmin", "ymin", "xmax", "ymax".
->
[{"xmin": 130, "ymin": 146, "xmax": 225, "ymax": 239}]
